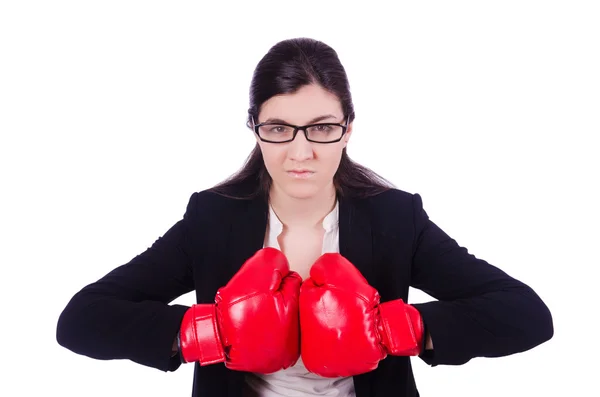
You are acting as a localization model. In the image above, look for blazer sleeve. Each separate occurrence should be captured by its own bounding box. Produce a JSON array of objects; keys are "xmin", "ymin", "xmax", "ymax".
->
[
  {"xmin": 409, "ymin": 193, "xmax": 553, "ymax": 366},
  {"xmin": 56, "ymin": 192, "xmax": 199, "ymax": 372}
]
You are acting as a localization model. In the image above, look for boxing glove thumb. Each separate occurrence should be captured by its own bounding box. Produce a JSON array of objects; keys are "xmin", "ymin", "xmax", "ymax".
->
[{"xmin": 309, "ymin": 253, "xmax": 379, "ymax": 302}]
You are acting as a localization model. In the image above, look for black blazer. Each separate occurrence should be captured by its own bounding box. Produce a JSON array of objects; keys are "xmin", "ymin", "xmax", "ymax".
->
[{"xmin": 56, "ymin": 184, "xmax": 553, "ymax": 397}]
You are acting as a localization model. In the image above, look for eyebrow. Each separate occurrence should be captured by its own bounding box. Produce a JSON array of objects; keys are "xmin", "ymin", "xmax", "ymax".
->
[{"xmin": 262, "ymin": 114, "xmax": 340, "ymax": 125}]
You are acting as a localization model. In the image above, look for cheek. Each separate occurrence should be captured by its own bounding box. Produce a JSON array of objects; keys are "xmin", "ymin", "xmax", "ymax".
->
[
  {"xmin": 317, "ymin": 146, "xmax": 344, "ymax": 174},
  {"xmin": 260, "ymin": 145, "xmax": 286, "ymax": 173}
]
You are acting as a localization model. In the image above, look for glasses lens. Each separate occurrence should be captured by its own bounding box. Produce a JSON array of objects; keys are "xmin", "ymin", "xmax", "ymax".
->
[
  {"xmin": 306, "ymin": 124, "xmax": 344, "ymax": 142},
  {"xmin": 258, "ymin": 124, "xmax": 295, "ymax": 142}
]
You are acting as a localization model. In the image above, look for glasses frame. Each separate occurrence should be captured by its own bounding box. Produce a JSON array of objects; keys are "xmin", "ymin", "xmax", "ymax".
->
[{"xmin": 251, "ymin": 117, "xmax": 350, "ymax": 144}]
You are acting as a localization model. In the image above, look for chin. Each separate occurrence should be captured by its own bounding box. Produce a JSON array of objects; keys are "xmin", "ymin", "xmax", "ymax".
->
[{"xmin": 279, "ymin": 183, "xmax": 321, "ymax": 200}]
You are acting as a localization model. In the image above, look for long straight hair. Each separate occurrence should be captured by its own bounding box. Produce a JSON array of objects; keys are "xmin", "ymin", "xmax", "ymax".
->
[{"xmin": 209, "ymin": 38, "xmax": 395, "ymax": 200}]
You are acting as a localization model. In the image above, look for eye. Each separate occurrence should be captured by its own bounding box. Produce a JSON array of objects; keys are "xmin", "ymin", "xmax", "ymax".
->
[
  {"xmin": 308, "ymin": 124, "xmax": 334, "ymax": 133},
  {"xmin": 269, "ymin": 126, "xmax": 290, "ymax": 133}
]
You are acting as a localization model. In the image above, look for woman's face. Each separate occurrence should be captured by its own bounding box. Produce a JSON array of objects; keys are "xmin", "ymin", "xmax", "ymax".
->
[{"xmin": 255, "ymin": 84, "xmax": 352, "ymax": 200}]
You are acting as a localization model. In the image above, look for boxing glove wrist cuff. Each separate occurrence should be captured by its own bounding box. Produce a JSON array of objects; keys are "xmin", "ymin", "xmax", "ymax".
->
[
  {"xmin": 378, "ymin": 299, "xmax": 424, "ymax": 356},
  {"xmin": 179, "ymin": 304, "xmax": 225, "ymax": 365}
]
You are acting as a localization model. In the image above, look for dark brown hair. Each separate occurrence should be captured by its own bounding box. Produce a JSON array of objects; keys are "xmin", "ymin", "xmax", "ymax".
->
[{"xmin": 209, "ymin": 37, "xmax": 395, "ymax": 200}]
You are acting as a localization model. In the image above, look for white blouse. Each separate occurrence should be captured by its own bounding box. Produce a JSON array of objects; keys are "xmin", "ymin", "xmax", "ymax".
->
[{"xmin": 243, "ymin": 200, "xmax": 356, "ymax": 396}]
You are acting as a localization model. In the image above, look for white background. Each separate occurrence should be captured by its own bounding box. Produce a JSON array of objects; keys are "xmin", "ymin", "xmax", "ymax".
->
[{"xmin": 1, "ymin": 1, "xmax": 598, "ymax": 396}]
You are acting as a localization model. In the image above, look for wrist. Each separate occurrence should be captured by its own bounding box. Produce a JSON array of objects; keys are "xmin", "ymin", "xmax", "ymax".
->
[
  {"xmin": 177, "ymin": 331, "xmax": 184, "ymax": 363},
  {"xmin": 171, "ymin": 334, "xmax": 178, "ymax": 357},
  {"xmin": 425, "ymin": 330, "xmax": 433, "ymax": 350}
]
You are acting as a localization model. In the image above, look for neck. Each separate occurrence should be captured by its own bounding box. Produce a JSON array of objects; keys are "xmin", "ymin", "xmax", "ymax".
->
[{"xmin": 269, "ymin": 182, "xmax": 337, "ymax": 230}]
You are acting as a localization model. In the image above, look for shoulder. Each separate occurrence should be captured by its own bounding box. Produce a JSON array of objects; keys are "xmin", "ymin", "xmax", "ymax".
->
[
  {"xmin": 361, "ymin": 187, "xmax": 417, "ymax": 214},
  {"xmin": 184, "ymin": 188, "xmax": 253, "ymax": 222},
  {"xmin": 358, "ymin": 188, "xmax": 424, "ymax": 237},
  {"xmin": 177, "ymin": 188, "xmax": 260, "ymax": 248},
  {"xmin": 366, "ymin": 188, "xmax": 414, "ymax": 207}
]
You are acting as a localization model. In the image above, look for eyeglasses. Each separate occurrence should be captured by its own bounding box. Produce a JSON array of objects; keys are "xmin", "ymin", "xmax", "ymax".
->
[{"xmin": 252, "ymin": 117, "xmax": 349, "ymax": 144}]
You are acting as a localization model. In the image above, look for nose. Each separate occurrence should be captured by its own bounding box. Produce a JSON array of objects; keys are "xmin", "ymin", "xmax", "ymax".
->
[{"xmin": 287, "ymin": 130, "xmax": 314, "ymax": 161}]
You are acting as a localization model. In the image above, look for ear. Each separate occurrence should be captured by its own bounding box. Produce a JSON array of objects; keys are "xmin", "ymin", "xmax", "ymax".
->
[
  {"xmin": 343, "ymin": 122, "xmax": 353, "ymax": 148},
  {"xmin": 247, "ymin": 119, "xmax": 261, "ymax": 144}
]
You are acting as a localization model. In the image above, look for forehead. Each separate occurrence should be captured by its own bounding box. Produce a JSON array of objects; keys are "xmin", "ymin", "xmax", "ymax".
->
[{"xmin": 259, "ymin": 84, "xmax": 343, "ymax": 124}]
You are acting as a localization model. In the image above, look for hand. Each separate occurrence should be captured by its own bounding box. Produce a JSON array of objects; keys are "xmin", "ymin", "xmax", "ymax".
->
[
  {"xmin": 299, "ymin": 253, "xmax": 424, "ymax": 377},
  {"xmin": 179, "ymin": 247, "xmax": 302, "ymax": 373}
]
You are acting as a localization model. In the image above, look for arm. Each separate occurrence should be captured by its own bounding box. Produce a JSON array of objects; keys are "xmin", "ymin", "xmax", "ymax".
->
[
  {"xmin": 409, "ymin": 193, "xmax": 553, "ymax": 366},
  {"xmin": 56, "ymin": 192, "xmax": 199, "ymax": 372}
]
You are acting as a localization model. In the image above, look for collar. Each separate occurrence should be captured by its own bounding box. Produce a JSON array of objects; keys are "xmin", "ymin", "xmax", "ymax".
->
[{"xmin": 268, "ymin": 200, "xmax": 339, "ymax": 234}]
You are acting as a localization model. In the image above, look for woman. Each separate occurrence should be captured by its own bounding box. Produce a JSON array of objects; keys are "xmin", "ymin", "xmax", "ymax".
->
[{"xmin": 56, "ymin": 37, "xmax": 553, "ymax": 397}]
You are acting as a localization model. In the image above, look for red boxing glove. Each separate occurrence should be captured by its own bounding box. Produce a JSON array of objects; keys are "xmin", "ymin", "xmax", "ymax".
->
[
  {"xmin": 299, "ymin": 253, "xmax": 424, "ymax": 377},
  {"xmin": 179, "ymin": 247, "xmax": 302, "ymax": 373}
]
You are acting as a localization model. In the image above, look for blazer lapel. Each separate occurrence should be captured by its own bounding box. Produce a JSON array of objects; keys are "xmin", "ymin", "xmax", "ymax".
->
[
  {"xmin": 339, "ymin": 194, "xmax": 375, "ymax": 397},
  {"xmin": 339, "ymin": 194, "xmax": 375, "ymax": 284},
  {"xmin": 223, "ymin": 194, "xmax": 269, "ymax": 396},
  {"xmin": 225, "ymin": 194, "xmax": 269, "ymax": 283}
]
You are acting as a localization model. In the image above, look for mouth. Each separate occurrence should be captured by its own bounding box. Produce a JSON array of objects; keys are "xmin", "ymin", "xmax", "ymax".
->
[{"xmin": 286, "ymin": 170, "xmax": 315, "ymax": 179}]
